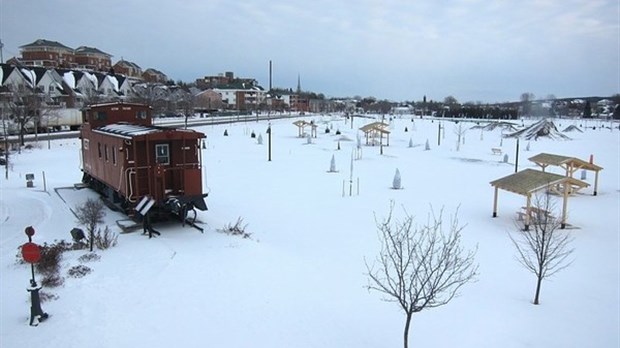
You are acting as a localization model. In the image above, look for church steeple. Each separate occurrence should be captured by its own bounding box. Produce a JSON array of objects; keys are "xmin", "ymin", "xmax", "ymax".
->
[{"xmin": 296, "ymin": 73, "xmax": 301, "ymax": 94}]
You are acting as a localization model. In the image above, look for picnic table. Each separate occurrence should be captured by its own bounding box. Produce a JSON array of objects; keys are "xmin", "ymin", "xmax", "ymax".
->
[{"xmin": 516, "ymin": 206, "xmax": 555, "ymax": 223}]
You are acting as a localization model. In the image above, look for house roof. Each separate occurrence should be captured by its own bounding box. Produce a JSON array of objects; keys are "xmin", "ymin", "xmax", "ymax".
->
[
  {"xmin": 75, "ymin": 46, "xmax": 112, "ymax": 57},
  {"xmin": 114, "ymin": 59, "xmax": 142, "ymax": 70},
  {"xmin": 490, "ymin": 168, "xmax": 588, "ymax": 196},
  {"xmin": 20, "ymin": 39, "xmax": 73, "ymax": 51},
  {"xmin": 528, "ymin": 153, "xmax": 603, "ymax": 171}
]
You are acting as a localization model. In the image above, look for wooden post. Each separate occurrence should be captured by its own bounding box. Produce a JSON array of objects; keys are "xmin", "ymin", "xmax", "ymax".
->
[
  {"xmin": 594, "ymin": 170, "xmax": 599, "ymax": 196},
  {"xmin": 492, "ymin": 186, "xmax": 499, "ymax": 217},
  {"xmin": 561, "ymin": 179, "xmax": 569, "ymax": 229},
  {"xmin": 524, "ymin": 193, "xmax": 531, "ymax": 231}
]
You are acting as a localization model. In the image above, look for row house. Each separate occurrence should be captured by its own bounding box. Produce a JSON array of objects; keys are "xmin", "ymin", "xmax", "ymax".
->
[
  {"xmin": 113, "ymin": 59, "xmax": 143, "ymax": 78},
  {"xmin": 143, "ymin": 68, "xmax": 168, "ymax": 84},
  {"xmin": 213, "ymin": 81, "xmax": 266, "ymax": 110},
  {"xmin": 19, "ymin": 39, "xmax": 76, "ymax": 68},
  {"xmin": 74, "ymin": 46, "xmax": 112, "ymax": 71},
  {"xmin": 194, "ymin": 90, "xmax": 224, "ymax": 112},
  {"xmin": 1, "ymin": 63, "xmax": 133, "ymax": 108}
]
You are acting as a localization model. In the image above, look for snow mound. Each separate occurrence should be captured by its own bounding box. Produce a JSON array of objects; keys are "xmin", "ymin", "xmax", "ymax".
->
[
  {"xmin": 505, "ymin": 119, "xmax": 571, "ymax": 140},
  {"xmin": 563, "ymin": 125, "xmax": 583, "ymax": 133}
]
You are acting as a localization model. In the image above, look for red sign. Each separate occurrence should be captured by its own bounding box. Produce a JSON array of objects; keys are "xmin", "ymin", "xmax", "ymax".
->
[
  {"xmin": 25, "ymin": 226, "xmax": 35, "ymax": 237},
  {"xmin": 21, "ymin": 242, "xmax": 41, "ymax": 263}
]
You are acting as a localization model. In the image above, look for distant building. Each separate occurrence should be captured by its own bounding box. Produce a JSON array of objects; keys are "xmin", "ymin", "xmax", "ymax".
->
[
  {"xmin": 142, "ymin": 68, "xmax": 168, "ymax": 83},
  {"xmin": 113, "ymin": 59, "xmax": 143, "ymax": 78},
  {"xmin": 19, "ymin": 39, "xmax": 76, "ymax": 68},
  {"xmin": 74, "ymin": 46, "xmax": 112, "ymax": 71}
]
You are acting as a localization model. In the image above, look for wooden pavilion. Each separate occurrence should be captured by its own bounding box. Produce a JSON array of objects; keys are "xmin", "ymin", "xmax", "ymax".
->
[
  {"xmin": 490, "ymin": 168, "xmax": 589, "ymax": 230},
  {"xmin": 528, "ymin": 153, "xmax": 603, "ymax": 195},
  {"xmin": 292, "ymin": 120, "xmax": 317, "ymax": 138},
  {"xmin": 359, "ymin": 122, "xmax": 390, "ymax": 146}
]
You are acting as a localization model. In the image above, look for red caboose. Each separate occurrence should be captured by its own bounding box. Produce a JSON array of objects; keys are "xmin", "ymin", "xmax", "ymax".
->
[{"xmin": 79, "ymin": 102, "xmax": 207, "ymax": 220}]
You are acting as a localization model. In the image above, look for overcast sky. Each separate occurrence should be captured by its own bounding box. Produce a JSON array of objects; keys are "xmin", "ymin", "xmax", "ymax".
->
[{"xmin": 1, "ymin": 0, "xmax": 618, "ymax": 103}]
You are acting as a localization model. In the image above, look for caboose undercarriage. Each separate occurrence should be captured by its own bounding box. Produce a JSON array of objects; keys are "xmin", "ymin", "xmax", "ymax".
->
[{"xmin": 82, "ymin": 172, "xmax": 208, "ymax": 224}]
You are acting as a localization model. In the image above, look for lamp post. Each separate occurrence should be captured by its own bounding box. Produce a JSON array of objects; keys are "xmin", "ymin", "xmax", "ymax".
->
[
  {"xmin": 21, "ymin": 226, "xmax": 49, "ymax": 326},
  {"xmin": 267, "ymin": 124, "xmax": 272, "ymax": 161}
]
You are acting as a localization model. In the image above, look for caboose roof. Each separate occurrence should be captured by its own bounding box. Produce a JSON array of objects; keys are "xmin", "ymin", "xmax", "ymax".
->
[
  {"xmin": 94, "ymin": 123, "xmax": 161, "ymax": 139},
  {"xmin": 93, "ymin": 122, "xmax": 204, "ymax": 140}
]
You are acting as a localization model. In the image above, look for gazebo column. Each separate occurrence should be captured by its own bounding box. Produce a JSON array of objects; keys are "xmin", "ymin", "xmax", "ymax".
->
[
  {"xmin": 524, "ymin": 193, "xmax": 531, "ymax": 231},
  {"xmin": 561, "ymin": 178, "xmax": 569, "ymax": 229},
  {"xmin": 492, "ymin": 187, "xmax": 499, "ymax": 217},
  {"xmin": 594, "ymin": 170, "xmax": 599, "ymax": 196}
]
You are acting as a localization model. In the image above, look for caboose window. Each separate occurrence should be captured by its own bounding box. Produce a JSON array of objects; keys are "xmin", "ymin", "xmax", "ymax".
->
[
  {"xmin": 95, "ymin": 112, "xmax": 107, "ymax": 121},
  {"xmin": 97, "ymin": 142, "xmax": 102, "ymax": 158},
  {"xmin": 112, "ymin": 146, "xmax": 117, "ymax": 165},
  {"xmin": 104, "ymin": 145, "xmax": 109, "ymax": 162},
  {"xmin": 136, "ymin": 111, "xmax": 147, "ymax": 119},
  {"xmin": 155, "ymin": 144, "xmax": 170, "ymax": 165}
]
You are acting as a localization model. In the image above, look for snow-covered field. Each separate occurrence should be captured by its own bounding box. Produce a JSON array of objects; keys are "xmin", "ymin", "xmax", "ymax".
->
[{"xmin": 1, "ymin": 115, "xmax": 618, "ymax": 348}]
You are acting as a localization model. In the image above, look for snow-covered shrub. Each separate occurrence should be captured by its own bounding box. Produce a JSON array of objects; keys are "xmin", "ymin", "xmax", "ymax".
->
[
  {"xmin": 41, "ymin": 272, "xmax": 64, "ymax": 288},
  {"xmin": 78, "ymin": 252, "xmax": 101, "ymax": 263},
  {"xmin": 219, "ymin": 217, "xmax": 251, "ymax": 239},
  {"xmin": 392, "ymin": 169, "xmax": 402, "ymax": 189},
  {"xmin": 329, "ymin": 154, "xmax": 337, "ymax": 172},
  {"xmin": 67, "ymin": 265, "xmax": 92, "ymax": 278},
  {"xmin": 92, "ymin": 226, "xmax": 118, "ymax": 250}
]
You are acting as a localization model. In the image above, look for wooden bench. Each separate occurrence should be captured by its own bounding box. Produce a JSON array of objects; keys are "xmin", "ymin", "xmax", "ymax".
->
[{"xmin": 491, "ymin": 148, "xmax": 502, "ymax": 155}]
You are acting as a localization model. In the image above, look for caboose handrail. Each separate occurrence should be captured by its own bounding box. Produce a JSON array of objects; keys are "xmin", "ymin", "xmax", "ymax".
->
[{"xmin": 125, "ymin": 168, "xmax": 136, "ymax": 203}]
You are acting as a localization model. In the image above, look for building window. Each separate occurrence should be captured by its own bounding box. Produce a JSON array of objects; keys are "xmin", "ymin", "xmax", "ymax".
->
[
  {"xmin": 155, "ymin": 144, "xmax": 170, "ymax": 165},
  {"xmin": 112, "ymin": 146, "xmax": 117, "ymax": 165},
  {"xmin": 96, "ymin": 112, "xmax": 107, "ymax": 121},
  {"xmin": 97, "ymin": 142, "xmax": 102, "ymax": 158},
  {"xmin": 136, "ymin": 111, "xmax": 147, "ymax": 119},
  {"xmin": 104, "ymin": 145, "xmax": 109, "ymax": 162}
]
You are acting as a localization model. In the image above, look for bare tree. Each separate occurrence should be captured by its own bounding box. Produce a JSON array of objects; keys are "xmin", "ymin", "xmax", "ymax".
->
[
  {"xmin": 520, "ymin": 92, "xmax": 535, "ymax": 117},
  {"xmin": 453, "ymin": 123, "xmax": 467, "ymax": 151},
  {"xmin": 75, "ymin": 198, "xmax": 106, "ymax": 252},
  {"xmin": 510, "ymin": 193, "xmax": 574, "ymax": 305},
  {"xmin": 365, "ymin": 202, "xmax": 478, "ymax": 348}
]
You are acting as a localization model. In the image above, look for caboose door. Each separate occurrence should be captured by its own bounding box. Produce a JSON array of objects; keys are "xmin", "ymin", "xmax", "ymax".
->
[{"xmin": 154, "ymin": 143, "xmax": 171, "ymax": 200}]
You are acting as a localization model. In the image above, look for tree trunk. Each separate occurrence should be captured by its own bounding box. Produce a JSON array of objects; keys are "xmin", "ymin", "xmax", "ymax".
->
[
  {"xmin": 89, "ymin": 230, "xmax": 94, "ymax": 252},
  {"xmin": 403, "ymin": 312, "xmax": 413, "ymax": 348},
  {"xmin": 533, "ymin": 275, "xmax": 542, "ymax": 305}
]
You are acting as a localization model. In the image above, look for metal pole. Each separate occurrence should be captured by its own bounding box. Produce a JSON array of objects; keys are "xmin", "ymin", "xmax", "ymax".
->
[
  {"xmin": 437, "ymin": 122, "xmax": 441, "ymax": 146},
  {"xmin": 268, "ymin": 126, "xmax": 272, "ymax": 161},
  {"xmin": 514, "ymin": 137, "xmax": 520, "ymax": 173}
]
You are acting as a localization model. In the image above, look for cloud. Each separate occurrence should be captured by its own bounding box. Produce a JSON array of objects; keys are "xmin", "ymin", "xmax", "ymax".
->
[{"xmin": 1, "ymin": 0, "xmax": 618, "ymax": 101}]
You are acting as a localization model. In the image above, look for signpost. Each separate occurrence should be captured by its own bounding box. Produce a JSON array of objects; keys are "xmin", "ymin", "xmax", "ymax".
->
[{"xmin": 21, "ymin": 226, "xmax": 49, "ymax": 326}]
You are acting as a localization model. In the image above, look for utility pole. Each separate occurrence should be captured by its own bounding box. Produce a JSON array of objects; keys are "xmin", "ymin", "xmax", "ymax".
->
[{"xmin": 0, "ymin": 39, "xmax": 4, "ymax": 63}]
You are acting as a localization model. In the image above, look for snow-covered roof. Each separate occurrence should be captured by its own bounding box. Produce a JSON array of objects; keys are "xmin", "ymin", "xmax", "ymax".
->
[{"xmin": 94, "ymin": 123, "xmax": 163, "ymax": 139}]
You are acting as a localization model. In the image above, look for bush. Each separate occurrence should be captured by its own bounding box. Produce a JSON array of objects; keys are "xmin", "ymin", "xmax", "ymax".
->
[
  {"xmin": 67, "ymin": 265, "xmax": 92, "ymax": 278},
  {"xmin": 41, "ymin": 273, "xmax": 64, "ymax": 287},
  {"xmin": 78, "ymin": 253, "xmax": 101, "ymax": 263},
  {"xmin": 36, "ymin": 241, "xmax": 69, "ymax": 276},
  {"xmin": 219, "ymin": 217, "xmax": 251, "ymax": 239},
  {"xmin": 91, "ymin": 226, "xmax": 118, "ymax": 250},
  {"xmin": 39, "ymin": 291, "xmax": 59, "ymax": 303}
]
